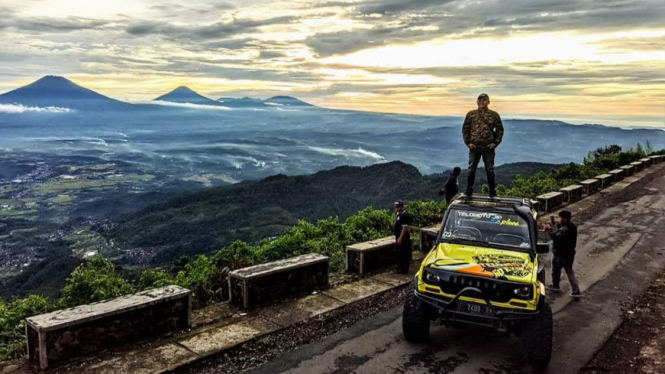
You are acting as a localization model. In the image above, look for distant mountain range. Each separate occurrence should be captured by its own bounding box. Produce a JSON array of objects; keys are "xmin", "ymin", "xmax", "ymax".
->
[
  {"xmin": 156, "ymin": 85, "xmax": 313, "ymax": 108},
  {"xmin": 0, "ymin": 76, "xmax": 314, "ymax": 111}
]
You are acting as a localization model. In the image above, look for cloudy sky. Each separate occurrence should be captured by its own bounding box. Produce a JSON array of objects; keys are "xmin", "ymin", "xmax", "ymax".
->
[{"xmin": 0, "ymin": 0, "xmax": 664, "ymax": 126}]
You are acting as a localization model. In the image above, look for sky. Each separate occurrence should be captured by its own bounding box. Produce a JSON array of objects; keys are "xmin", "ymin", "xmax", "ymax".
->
[{"xmin": 0, "ymin": 0, "xmax": 664, "ymax": 127}]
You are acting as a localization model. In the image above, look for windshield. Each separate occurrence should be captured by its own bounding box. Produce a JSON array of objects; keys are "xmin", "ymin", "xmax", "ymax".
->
[{"xmin": 440, "ymin": 208, "xmax": 532, "ymax": 250}]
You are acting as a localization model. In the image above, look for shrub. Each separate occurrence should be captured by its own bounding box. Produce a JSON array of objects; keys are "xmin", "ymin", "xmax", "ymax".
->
[
  {"xmin": 58, "ymin": 256, "xmax": 135, "ymax": 308},
  {"xmin": 0, "ymin": 296, "xmax": 53, "ymax": 360}
]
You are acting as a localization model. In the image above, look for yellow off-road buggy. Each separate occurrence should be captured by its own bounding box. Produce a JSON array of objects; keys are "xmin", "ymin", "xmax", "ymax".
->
[{"xmin": 403, "ymin": 195, "xmax": 552, "ymax": 367}]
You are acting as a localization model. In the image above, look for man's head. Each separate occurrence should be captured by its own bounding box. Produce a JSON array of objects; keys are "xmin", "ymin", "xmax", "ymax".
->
[
  {"xmin": 394, "ymin": 200, "xmax": 405, "ymax": 213},
  {"xmin": 558, "ymin": 210, "xmax": 572, "ymax": 225},
  {"xmin": 477, "ymin": 93, "xmax": 490, "ymax": 110},
  {"xmin": 453, "ymin": 167, "xmax": 461, "ymax": 176}
]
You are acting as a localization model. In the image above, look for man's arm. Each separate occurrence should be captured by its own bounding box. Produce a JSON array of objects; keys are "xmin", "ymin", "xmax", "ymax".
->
[
  {"xmin": 549, "ymin": 225, "xmax": 569, "ymax": 245},
  {"xmin": 398, "ymin": 225, "xmax": 409, "ymax": 244},
  {"xmin": 397, "ymin": 213, "xmax": 411, "ymax": 244},
  {"xmin": 493, "ymin": 113, "xmax": 504, "ymax": 146},
  {"xmin": 462, "ymin": 113, "xmax": 471, "ymax": 145}
]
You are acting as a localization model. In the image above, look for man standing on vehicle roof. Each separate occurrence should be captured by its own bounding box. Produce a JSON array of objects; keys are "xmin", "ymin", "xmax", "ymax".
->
[
  {"xmin": 543, "ymin": 210, "xmax": 581, "ymax": 297},
  {"xmin": 394, "ymin": 201, "xmax": 412, "ymax": 274},
  {"xmin": 462, "ymin": 93, "xmax": 504, "ymax": 198}
]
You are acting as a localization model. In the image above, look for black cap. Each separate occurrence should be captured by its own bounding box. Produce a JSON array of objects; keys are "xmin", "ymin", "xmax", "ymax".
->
[
  {"xmin": 394, "ymin": 200, "xmax": 405, "ymax": 207},
  {"xmin": 477, "ymin": 93, "xmax": 489, "ymax": 100}
]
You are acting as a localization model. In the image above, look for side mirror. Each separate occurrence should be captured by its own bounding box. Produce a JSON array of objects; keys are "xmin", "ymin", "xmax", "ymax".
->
[
  {"xmin": 426, "ymin": 230, "xmax": 438, "ymax": 239},
  {"xmin": 536, "ymin": 243, "xmax": 550, "ymax": 254}
]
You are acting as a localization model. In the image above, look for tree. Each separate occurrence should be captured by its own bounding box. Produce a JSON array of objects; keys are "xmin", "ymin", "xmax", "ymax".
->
[
  {"xmin": 59, "ymin": 256, "xmax": 135, "ymax": 308},
  {"xmin": 646, "ymin": 140, "xmax": 654, "ymax": 155}
]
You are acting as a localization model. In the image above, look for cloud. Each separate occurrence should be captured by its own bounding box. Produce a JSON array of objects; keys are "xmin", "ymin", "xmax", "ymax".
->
[
  {"xmin": 144, "ymin": 100, "xmax": 232, "ymax": 111},
  {"xmin": 0, "ymin": 103, "xmax": 74, "ymax": 114},
  {"xmin": 356, "ymin": 0, "xmax": 454, "ymax": 15},
  {"xmin": 308, "ymin": 146, "xmax": 385, "ymax": 160},
  {"xmin": 125, "ymin": 16, "xmax": 298, "ymax": 40}
]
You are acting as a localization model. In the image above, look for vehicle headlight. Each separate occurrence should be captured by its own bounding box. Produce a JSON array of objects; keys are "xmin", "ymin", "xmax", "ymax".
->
[
  {"xmin": 424, "ymin": 269, "xmax": 441, "ymax": 284},
  {"xmin": 513, "ymin": 285, "xmax": 532, "ymax": 299}
]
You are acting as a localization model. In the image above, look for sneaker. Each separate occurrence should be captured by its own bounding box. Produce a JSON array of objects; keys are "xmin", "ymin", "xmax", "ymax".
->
[
  {"xmin": 570, "ymin": 291, "xmax": 582, "ymax": 298},
  {"xmin": 546, "ymin": 284, "xmax": 561, "ymax": 292}
]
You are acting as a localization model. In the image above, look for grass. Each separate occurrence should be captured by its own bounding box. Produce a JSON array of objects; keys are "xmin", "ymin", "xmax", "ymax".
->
[
  {"xmin": 0, "ymin": 209, "xmax": 37, "ymax": 218},
  {"xmin": 34, "ymin": 174, "xmax": 155, "ymax": 193},
  {"xmin": 50, "ymin": 194, "xmax": 74, "ymax": 204}
]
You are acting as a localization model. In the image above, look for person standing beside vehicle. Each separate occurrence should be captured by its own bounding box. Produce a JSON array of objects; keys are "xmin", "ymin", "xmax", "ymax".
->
[
  {"xmin": 439, "ymin": 166, "xmax": 461, "ymax": 204},
  {"xmin": 462, "ymin": 93, "xmax": 504, "ymax": 198},
  {"xmin": 543, "ymin": 210, "xmax": 581, "ymax": 297},
  {"xmin": 394, "ymin": 201, "xmax": 412, "ymax": 274}
]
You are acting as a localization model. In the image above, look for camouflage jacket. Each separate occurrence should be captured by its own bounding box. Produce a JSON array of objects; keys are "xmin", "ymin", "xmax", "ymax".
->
[{"xmin": 462, "ymin": 109, "xmax": 504, "ymax": 148}]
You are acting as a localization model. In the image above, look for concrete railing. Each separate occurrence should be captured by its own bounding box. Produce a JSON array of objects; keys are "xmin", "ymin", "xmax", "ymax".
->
[
  {"xmin": 620, "ymin": 164, "xmax": 635, "ymax": 176},
  {"xmin": 559, "ymin": 185, "xmax": 584, "ymax": 204},
  {"xmin": 25, "ymin": 286, "xmax": 191, "ymax": 370},
  {"xmin": 533, "ymin": 158, "xmax": 661, "ymax": 214},
  {"xmin": 609, "ymin": 169, "xmax": 625, "ymax": 182},
  {"xmin": 536, "ymin": 191, "xmax": 564, "ymax": 213},
  {"xmin": 580, "ymin": 179, "xmax": 600, "ymax": 196},
  {"xmin": 630, "ymin": 161, "xmax": 644, "ymax": 172},
  {"xmin": 595, "ymin": 174, "xmax": 614, "ymax": 189},
  {"xmin": 229, "ymin": 253, "xmax": 329, "ymax": 309},
  {"xmin": 346, "ymin": 236, "xmax": 398, "ymax": 275}
]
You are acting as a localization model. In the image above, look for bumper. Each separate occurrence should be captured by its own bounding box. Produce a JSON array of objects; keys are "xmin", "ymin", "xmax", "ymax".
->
[{"xmin": 414, "ymin": 284, "xmax": 541, "ymax": 323}]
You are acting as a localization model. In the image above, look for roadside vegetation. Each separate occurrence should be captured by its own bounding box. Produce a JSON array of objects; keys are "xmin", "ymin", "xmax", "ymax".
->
[{"xmin": 1, "ymin": 143, "xmax": 662, "ymax": 361}]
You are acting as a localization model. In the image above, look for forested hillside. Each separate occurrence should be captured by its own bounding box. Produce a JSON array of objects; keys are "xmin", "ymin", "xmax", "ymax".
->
[{"xmin": 110, "ymin": 161, "xmax": 556, "ymax": 263}]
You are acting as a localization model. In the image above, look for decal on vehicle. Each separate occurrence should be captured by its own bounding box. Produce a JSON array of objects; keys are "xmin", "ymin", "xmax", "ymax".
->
[{"xmin": 431, "ymin": 251, "xmax": 533, "ymax": 280}]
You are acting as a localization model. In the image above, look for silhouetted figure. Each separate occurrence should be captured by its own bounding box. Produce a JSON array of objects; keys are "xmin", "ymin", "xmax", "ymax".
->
[
  {"xmin": 462, "ymin": 93, "xmax": 504, "ymax": 197},
  {"xmin": 439, "ymin": 167, "xmax": 461, "ymax": 204},
  {"xmin": 393, "ymin": 201, "xmax": 411, "ymax": 274}
]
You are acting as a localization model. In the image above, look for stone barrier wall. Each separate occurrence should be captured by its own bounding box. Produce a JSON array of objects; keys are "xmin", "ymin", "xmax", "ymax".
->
[
  {"xmin": 25, "ymin": 286, "xmax": 191, "ymax": 370},
  {"xmin": 229, "ymin": 254, "xmax": 329, "ymax": 309}
]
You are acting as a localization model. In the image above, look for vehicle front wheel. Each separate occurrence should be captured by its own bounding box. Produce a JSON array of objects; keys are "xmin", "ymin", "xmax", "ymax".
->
[
  {"xmin": 402, "ymin": 282, "xmax": 431, "ymax": 343},
  {"xmin": 523, "ymin": 301, "xmax": 553, "ymax": 368}
]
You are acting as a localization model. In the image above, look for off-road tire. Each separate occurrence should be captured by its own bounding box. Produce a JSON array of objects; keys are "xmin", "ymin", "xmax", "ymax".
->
[
  {"xmin": 523, "ymin": 301, "xmax": 553, "ymax": 368},
  {"xmin": 402, "ymin": 282, "xmax": 430, "ymax": 343}
]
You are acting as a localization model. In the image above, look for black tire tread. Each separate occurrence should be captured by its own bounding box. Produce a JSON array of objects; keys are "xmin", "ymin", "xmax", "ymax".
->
[
  {"xmin": 402, "ymin": 282, "xmax": 431, "ymax": 343},
  {"xmin": 524, "ymin": 301, "xmax": 553, "ymax": 368}
]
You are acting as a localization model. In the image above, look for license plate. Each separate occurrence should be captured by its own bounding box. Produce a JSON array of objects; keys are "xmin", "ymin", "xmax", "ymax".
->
[{"xmin": 456, "ymin": 301, "xmax": 494, "ymax": 317}]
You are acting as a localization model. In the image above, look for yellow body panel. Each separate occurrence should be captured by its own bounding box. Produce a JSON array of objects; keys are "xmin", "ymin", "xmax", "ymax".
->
[{"xmin": 418, "ymin": 242, "xmax": 543, "ymax": 311}]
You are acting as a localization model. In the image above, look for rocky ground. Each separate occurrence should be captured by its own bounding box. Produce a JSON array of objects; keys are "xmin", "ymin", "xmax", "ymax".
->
[{"xmin": 580, "ymin": 273, "xmax": 665, "ymax": 374}]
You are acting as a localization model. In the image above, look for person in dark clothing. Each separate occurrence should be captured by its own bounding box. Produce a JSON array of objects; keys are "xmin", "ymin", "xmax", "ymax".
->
[
  {"xmin": 439, "ymin": 167, "xmax": 461, "ymax": 204},
  {"xmin": 394, "ymin": 201, "xmax": 412, "ymax": 274},
  {"xmin": 462, "ymin": 93, "xmax": 504, "ymax": 198},
  {"xmin": 542, "ymin": 210, "xmax": 581, "ymax": 297}
]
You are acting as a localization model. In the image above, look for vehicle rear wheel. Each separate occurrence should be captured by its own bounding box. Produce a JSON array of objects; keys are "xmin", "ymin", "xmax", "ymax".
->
[
  {"xmin": 402, "ymin": 282, "xmax": 430, "ymax": 343},
  {"xmin": 523, "ymin": 301, "xmax": 553, "ymax": 368}
]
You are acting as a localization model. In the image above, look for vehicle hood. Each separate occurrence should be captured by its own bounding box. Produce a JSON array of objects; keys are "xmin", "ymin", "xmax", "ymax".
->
[{"xmin": 424, "ymin": 242, "xmax": 535, "ymax": 283}]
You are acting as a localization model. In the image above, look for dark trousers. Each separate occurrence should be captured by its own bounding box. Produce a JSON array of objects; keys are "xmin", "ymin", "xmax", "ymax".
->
[
  {"xmin": 465, "ymin": 148, "xmax": 496, "ymax": 195},
  {"xmin": 552, "ymin": 255, "xmax": 580, "ymax": 293},
  {"xmin": 397, "ymin": 239, "xmax": 412, "ymax": 274}
]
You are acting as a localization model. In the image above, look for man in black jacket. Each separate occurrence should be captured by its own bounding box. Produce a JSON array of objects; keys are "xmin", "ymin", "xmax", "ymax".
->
[
  {"xmin": 543, "ymin": 210, "xmax": 581, "ymax": 297},
  {"xmin": 439, "ymin": 167, "xmax": 461, "ymax": 204},
  {"xmin": 394, "ymin": 201, "xmax": 412, "ymax": 274}
]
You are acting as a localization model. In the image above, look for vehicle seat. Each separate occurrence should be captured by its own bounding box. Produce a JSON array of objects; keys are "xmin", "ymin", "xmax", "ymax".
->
[
  {"xmin": 493, "ymin": 233, "xmax": 526, "ymax": 246},
  {"xmin": 452, "ymin": 227, "xmax": 482, "ymax": 240}
]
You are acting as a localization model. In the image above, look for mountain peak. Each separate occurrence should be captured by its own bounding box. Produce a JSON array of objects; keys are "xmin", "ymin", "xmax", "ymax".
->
[
  {"xmin": 155, "ymin": 86, "xmax": 220, "ymax": 105},
  {"xmin": 0, "ymin": 75, "xmax": 129, "ymax": 110},
  {"xmin": 265, "ymin": 96, "xmax": 313, "ymax": 107}
]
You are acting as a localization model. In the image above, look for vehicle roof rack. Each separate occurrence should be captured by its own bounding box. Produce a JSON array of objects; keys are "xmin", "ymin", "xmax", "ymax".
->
[{"xmin": 452, "ymin": 194, "xmax": 534, "ymax": 208}]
